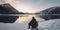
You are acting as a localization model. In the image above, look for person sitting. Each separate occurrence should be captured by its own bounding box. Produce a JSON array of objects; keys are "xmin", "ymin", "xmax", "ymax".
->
[{"xmin": 28, "ymin": 17, "xmax": 38, "ymax": 29}]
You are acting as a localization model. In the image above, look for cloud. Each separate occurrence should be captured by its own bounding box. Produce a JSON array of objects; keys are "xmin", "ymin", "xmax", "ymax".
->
[{"xmin": 4, "ymin": 0, "xmax": 14, "ymax": 3}]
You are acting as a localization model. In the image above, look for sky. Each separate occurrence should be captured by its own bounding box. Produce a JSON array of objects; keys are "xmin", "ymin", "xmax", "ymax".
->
[{"xmin": 0, "ymin": 0, "xmax": 60, "ymax": 13}]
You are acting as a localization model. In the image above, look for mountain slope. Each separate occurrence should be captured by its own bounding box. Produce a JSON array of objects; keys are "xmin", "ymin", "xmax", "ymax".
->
[
  {"xmin": 0, "ymin": 3, "xmax": 23, "ymax": 23},
  {"xmin": 36, "ymin": 6, "xmax": 60, "ymax": 20}
]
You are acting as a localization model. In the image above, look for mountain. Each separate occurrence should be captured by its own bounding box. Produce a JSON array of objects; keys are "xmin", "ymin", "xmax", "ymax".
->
[
  {"xmin": 0, "ymin": 3, "xmax": 24, "ymax": 23},
  {"xmin": 36, "ymin": 6, "xmax": 60, "ymax": 20}
]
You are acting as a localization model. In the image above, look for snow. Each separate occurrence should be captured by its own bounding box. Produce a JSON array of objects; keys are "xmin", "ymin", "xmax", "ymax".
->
[{"xmin": 0, "ymin": 15, "xmax": 60, "ymax": 30}]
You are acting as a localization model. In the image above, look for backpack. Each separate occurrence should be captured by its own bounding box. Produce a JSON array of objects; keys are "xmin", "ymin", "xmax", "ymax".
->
[{"xmin": 34, "ymin": 21, "xmax": 38, "ymax": 27}]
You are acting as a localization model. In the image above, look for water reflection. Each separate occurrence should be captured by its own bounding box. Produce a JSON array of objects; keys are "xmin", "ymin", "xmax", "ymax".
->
[{"xmin": 15, "ymin": 15, "xmax": 36, "ymax": 24}]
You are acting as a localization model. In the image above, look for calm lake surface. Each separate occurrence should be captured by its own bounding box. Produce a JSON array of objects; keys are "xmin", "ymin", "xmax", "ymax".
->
[{"xmin": 0, "ymin": 15, "xmax": 60, "ymax": 30}]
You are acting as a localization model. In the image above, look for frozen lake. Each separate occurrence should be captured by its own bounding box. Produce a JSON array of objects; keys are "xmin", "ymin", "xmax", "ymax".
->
[{"xmin": 0, "ymin": 15, "xmax": 60, "ymax": 30}]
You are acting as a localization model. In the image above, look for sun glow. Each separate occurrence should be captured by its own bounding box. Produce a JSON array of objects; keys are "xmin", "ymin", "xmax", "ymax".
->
[
  {"xmin": 14, "ymin": 5, "xmax": 36, "ymax": 13},
  {"xmin": 15, "ymin": 6, "xmax": 29, "ymax": 12}
]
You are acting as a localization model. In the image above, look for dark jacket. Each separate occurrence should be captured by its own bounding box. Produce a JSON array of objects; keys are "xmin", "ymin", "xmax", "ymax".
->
[{"xmin": 28, "ymin": 17, "xmax": 38, "ymax": 29}]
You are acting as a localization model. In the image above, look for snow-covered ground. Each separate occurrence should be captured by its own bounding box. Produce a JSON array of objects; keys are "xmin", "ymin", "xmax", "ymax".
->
[
  {"xmin": 0, "ymin": 15, "xmax": 60, "ymax": 30},
  {"xmin": 38, "ymin": 19, "xmax": 60, "ymax": 30}
]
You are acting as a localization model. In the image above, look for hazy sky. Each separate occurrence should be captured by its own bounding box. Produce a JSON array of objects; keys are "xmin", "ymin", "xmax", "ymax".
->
[{"xmin": 0, "ymin": 0, "xmax": 60, "ymax": 13}]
